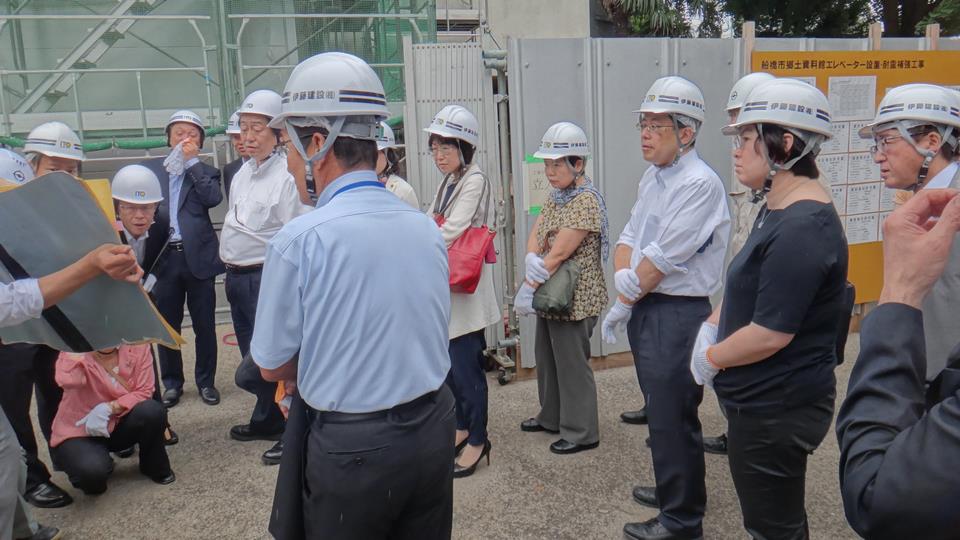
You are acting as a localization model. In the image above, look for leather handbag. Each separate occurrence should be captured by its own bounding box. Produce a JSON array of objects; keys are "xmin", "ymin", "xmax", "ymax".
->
[
  {"xmin": 532, "ymin": 259, "xmax": 580, "ymax": 315},
  {"xmin": 433, "ymin": 173, "xmax": 497, "ymax": 294}
]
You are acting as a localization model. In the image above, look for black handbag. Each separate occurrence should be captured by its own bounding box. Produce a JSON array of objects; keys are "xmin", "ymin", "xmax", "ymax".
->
[{"xmin": 532, "ymin": 259, "xmax": 580, "ymax": 315}]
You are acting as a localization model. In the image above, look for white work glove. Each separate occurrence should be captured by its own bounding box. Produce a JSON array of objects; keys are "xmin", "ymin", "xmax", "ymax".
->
[
  {"xmin": 690, "ymin": 322, "xmax": 720, "ymax": 388},
  {"xmin": 524, "ymin": 253, "xmax": 550, "ymax": 284},
  {"xmin": 614, "ymin": 268, "xmax": 643, "ymax": 301},
  {"xmin": 163, "ymin": 142, "xmax": 186, "ymax": 176},
  {"xmin": 601, "ymin": 300, "xmax": 633, "ymax": 344},
  {"xmin": 75, "ymin": 402, "xmax": 112, "ymax": 438},
  {"xmin": 514, "ymin": 282, "xmax": 536, "ymax": 317}
]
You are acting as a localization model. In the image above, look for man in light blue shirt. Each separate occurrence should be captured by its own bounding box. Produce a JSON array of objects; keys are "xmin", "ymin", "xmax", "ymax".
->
[{"xmin": 250, "ymin": 52, "xmax": 454, "ymax": 540}]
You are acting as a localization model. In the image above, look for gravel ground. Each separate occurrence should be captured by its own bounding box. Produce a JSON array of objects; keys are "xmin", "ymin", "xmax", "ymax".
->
[{"xmin": 30, "ymin": 325, "xmax": 862, "ymax": 539}]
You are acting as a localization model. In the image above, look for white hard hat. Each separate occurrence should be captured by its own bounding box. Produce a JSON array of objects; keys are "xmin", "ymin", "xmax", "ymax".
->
[
  {"xmin": 533, "ymin": 121, "xmax": 590, "ymax": 159},
  {"xmin": 0, "ymin": 148, "xmax": 35, "ymax": 184},
  {"xmin": 634, "ymin": 76, "xmax": 706, "ymax": 124},
  {"xmin": 269, "ymin": 52, "xmax": 388, "ymax": 202},
  {"xmin": 166, "ymin": 110, "xmax": 204, "ymax": 131},
  {"xmin": 23, "ymin": 121, "xmax": 85, "ymax": 161},
  {"xmin": 727, "ymin": 72, "xmax": 776, "ymax": 113},
  {"xmin": 111, "ymin": 164, "xmax": 163, "ymax": 204},
  {"xmin": 376, "ymin": 121, "xmax": 396, "ymax": 151},
  {"xmin": 268, "ymin": 52, "xmax": 388, "ymax": 130},
  {"xmin": 423, "ymin": 105, "xmax": 480, "ymax": 148},
  {"xmin": 239, "ymin": 89, "xmax": 282, "ymax": 120},
  {"xmin": 857, "ymin": 83, "xmax": 960, "ymax": 139},
  {"xmin": 226, "ymin": 112, "xmax": 241, "ymax": 135},
  {"xmin": 723, "ymin": 78, "xmax": 833, "ymax": 139}
]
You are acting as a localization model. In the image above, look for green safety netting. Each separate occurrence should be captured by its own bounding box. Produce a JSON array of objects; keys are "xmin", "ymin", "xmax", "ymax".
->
[{"xmin": 0, "ymin": 116, "xmax": 401, "ymax": 153}]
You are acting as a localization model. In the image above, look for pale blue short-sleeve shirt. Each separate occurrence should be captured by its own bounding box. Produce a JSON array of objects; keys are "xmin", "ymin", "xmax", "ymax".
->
[{"xmin": 250, "ymin": 170, "xmax": 451, "ymax": 413}]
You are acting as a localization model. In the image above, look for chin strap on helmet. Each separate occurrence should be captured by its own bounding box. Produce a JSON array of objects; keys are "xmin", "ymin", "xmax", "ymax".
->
[
  {"xmin": 285, "ymin": 116, "xmax": 346, "ymax": 203},
  {"xmin": 752, "ymin": 123, "xmax": 823, "ymax": 202}
]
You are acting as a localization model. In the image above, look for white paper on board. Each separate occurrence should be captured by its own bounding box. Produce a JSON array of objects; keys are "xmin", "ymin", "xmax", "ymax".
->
[
  {"xmin": 828, "ymin": 76, "xmax": 877, "ymax": 121},
  {"xmin": 848, "ymin": 120, "xmax": 874, "ymax": 153},
  {"xmin": 830, "ymin": 185, "xmax": 848, "ymax": 214},
  {"xmin": 846, "ymin": 183, "xmax": 881, "ymax": 214},
  {"xmin": 845, "ymin": 213, "xmax": 879, "ymax": 244},
  {"xmin": 847, "ymin": 152, "xmax": 882, "ymax": 183},
  {"xmin": 879, "ymin": 185, "xmax": 899, "ymax": 212},
  {"xmin": 790, "ymin": 76, "xmax": 817, "ymax": 86},
  {"xmin": 820, "ymin": 122, "xmax": 851, "ymax": 155},
  {"xmin": 816, "ymin": 154, "xmax": 849, "ymax": 186},
  {"xmin": 878, "ymin": 211, "xmax": 893, "ymax": 241}
]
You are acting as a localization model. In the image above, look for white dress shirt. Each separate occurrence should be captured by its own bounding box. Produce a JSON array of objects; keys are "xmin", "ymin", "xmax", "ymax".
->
[
  {"xmin": 0, "ymin": 279, "xmax": 43, "ymax": 327},
  {"xmin": 219, "ymin": 152, "xmax": 312, "ymax": 266},
  {"xmin": 616, "ymin": 149, "xmax": 731, "ymax": 297},
  {"xmin": 121, "ymin": 225, "xmax": 148, "ymax": 265},
  {"xmin": 924, "ymin": 162, "xmax": 959, "ymax": 190}
]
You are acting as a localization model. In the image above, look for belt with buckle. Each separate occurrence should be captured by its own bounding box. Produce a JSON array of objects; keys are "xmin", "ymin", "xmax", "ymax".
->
[
  {"xmin": 168, "ymin": 241, "xmax": 184, "ymax": 251},
  {"xmin": 225, "ymin": 263, "xmax": 263, "ymax": 274}
]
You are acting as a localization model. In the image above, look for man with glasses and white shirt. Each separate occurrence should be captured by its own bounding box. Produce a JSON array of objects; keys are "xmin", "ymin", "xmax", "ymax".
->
[
  {"xmin": 859, "ymin": 84, "xmax": 960, "ymax": 383},
  {"xmin": 220, "ymin": 90, "xmax": 311, "ymax": 466}
]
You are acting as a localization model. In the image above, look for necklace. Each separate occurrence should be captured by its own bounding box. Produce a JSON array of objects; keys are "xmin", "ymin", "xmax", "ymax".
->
[{"xmin": 757, "ymin": 180, "xmax": 805, "ymax": 229}]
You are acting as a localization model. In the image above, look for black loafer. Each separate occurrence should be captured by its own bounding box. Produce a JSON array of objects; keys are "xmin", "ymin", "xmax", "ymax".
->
[
  {"xmin": 115, "ymin": 446, "xmax": 136, "ymax": 458},
  {"xmin": 620, "ymin": 408, "xmax": 648, "ymax": 425},
  {"xmin": 262, "ymin": 440, "xmax": 283, "ymax": 466},
  {"xmin": 623, "ymin": 517, "xmax": 702, "ymax": 540},
  {"xmin": 18, "ymin": 523, "xmax": 63, "ymax": 540},
  {"xmin": 632, "ymin": 485, "xmax": 659, "ymax": 508},
  {"xmin": 199, "ymin": 386, "xmax": 220, "ymax": 405},
  {"xmin": 703, "ymin": 433, "xmax": 728, "ymax": 455},
  {"xmin": 150, "ymin": 470, "xmax": 176, "ymax": 485},
  {"xmin": 24, "ymin": 482, "xmax": 73, "ymax": 508},
  {"xmin": 520, "ymin": 418, "xmax": 558, "ymax": 433},
  {"xmin": 164, "ymin": 428, "xmax": 179, "ymax": 446},
  {"xmin": 230, "ymin": 423, "xmax": 284, "ymax": 442},
  {"xmin": 549, "ymin": 438, "xmax": 599, "ymax": 455},
  {"xmin": 161, "ymin": 387, "xmax": 183, "ymax": 408}
]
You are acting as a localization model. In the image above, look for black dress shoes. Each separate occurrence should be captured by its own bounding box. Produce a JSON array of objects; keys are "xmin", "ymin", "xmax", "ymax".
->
[
  {"xmin": 164, "ymin": 428, "xmax": 179, "ymax": 446},
  {"xmin": 262, "ymin": 440, "xmax": 283, "ymax": 466},
  {"xmin": 620, "ymin": 408, "xmax": 649, "ymax": 425},
  {"xmin": 624, "ymin": 517, "xmax": 702, "ymax": 540},
  {"xmin": 632, "ymin": 485, "xmax": 659, "ymax": 508},
  {"xmin": 161, "ymin": 387, "xmax": 182, "ymax": 408},
  {"xmin": 115, "ymin": 446, "xmax": 136, "ymax": 458},
  {"xmin": 17, "ymin": 523, "xmax": 62, "ymax": 540},
  {"xmin": 520, "ymin": 418, "xmax": 559, "ymax": 433},
  {"xmin": 150, "ymin": 470, "xmax": 176, "ymax": 485},
  {"xmin": 703, "ymin": 433, "xmax": 728, "ymax": 455},
  {"xmin": 230, "ymin": 423, "xmax": 283, "ymax": 442},
  {"xmin": 199, "ymin": 386, "xmax": 220, "ymax": 405},
  {"xmin": 24, "ymin": 482, "xmax": 73, "ymax": 508},
  {"xmin": 549, "ymin": 438, "xmax": 599, "ymax": 455}
]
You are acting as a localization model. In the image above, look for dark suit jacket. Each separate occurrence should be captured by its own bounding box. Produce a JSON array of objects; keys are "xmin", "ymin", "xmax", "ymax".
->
[
  {"xmin": 836, "ymin": 303, "xmax": 960, "ymax": 540},
  {"xmin": 222, "ymin": 157, "xmax": 244, "ymax": 200},
  {"xmin": 141, "ymin": 157, "xmax": 225, "ymax": 280}
]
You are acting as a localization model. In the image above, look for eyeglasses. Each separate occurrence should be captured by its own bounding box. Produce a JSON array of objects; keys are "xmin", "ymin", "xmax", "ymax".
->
[
  {"xmin": 870, "ymin": 134, "xmax": 904, "ymax": 156},
  {"xmin": 430, "ymin": 144, "xmax": 458, "ymax": 155},
  {"xmin": 635, "ymin": 121, "xmax": 674, "ymax": 134},
  {"xmin": 117, "ymin": 203, "xmax": 157, "ymax": 215}
]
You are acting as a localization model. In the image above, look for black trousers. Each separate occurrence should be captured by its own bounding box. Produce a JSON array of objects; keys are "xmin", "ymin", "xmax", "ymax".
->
[
  {"xmin": 446, "ymin": 330, "xmax": 488, "ymax": 446},
  {"xmin": 627, "ymin": 293, "xmax": 710, "ymax": 538},
  {"xmin": 0, "ymin": 343, "xmax": 61, "ymax": 491},
  {"xmin": 227, "ymin": 269, "xmax": 284, "ymax": 433},
  {"xmin": 726, "ymin": 393, "xmax": 835, "ymax": 540},
  {"xmin": 52, "ymin": 400, "xmax": 171, "ymax": 495},
  {"xmin": 155, "ymin": 249, "xmax": 219, "ymax": 391},
  {"xmin": 303, "ymin": 386, "xmax": 455, "ymax": 540}
]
